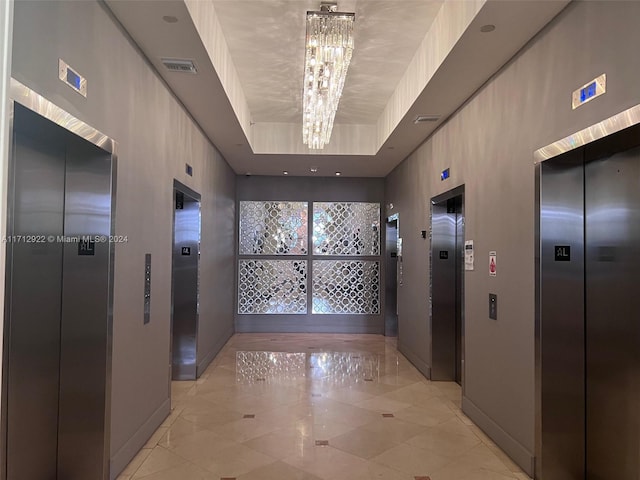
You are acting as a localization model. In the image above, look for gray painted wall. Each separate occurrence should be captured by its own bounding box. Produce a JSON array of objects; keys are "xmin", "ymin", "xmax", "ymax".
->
[
  {"xmin": 10, "ymin": 1, "xmax": 236, "ymax": 477},
  {"xmin": 236, "ymin": 176, "xmax": 385, "ymax": 333},
  {"xmin": 385, "ymin": 1, "xmax": 640, "ymax": 475}
]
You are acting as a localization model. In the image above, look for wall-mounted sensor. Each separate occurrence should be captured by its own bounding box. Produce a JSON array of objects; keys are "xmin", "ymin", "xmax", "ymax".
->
[{"xmin": 421, "ymin": 230, "xmax": 427, "ymax": 239}]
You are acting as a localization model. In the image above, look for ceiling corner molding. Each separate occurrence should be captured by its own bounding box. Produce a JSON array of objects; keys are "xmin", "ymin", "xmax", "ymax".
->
[
  {"xmin": 375, "ymin": 0, "xmax": 486, "ymax": 150},
  {"xmin": 183, "ymin": 0, "xmax": 253, "ymax": 145}
]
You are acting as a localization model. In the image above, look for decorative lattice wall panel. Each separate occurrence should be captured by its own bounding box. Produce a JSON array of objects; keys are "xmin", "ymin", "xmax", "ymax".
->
[
  {"xmin": 313, "ymin": 202, "xmax": 380, "ymax": 255},
  {"xmin": 238, "ymin": 260, "xmax": 307, "ymax": 314},
  {"xmin": 312, "ymin": 260, "xmax": 380, "ymax": 314},
  {"xmin": 239, "ymin": 201, "xmax": 308, "ymax": 255}
]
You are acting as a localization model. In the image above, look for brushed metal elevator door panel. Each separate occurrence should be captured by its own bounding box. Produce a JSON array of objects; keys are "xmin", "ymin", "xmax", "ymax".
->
[
  {"xmin": 384, "ymin": 221, "xmax": 398, "ymax": 337},
  {"xmin": 172, "ymin": 194, "xmax": 200, "ymax": 380},
  {"xmin": 57, "ymin": 135, "xmax": 112, "ymax": 480},
  {"xmin": 7, "ymin": 118, "xmax": 66, "ymax": 479},
  {"xmin": 431, "ymin": 201, "xmax": 456, "ymax": 380},
  {"xmin": 539, "ymin": 150, "xmax": 585, "ymax": 480},
  {"xmin": 585, "ymin": 145, "xmax": 640, "ymax": 479}
]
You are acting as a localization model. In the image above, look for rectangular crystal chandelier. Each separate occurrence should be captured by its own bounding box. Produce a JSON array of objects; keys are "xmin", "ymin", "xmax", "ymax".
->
[{"xmin": 303, "ymin": 3, "xmax": 355, "ymax": 150}]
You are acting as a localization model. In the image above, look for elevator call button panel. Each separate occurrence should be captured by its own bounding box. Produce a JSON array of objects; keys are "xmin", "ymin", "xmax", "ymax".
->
[
  {"xmin": 144, "ymin": 254, "xmax": 151, "ymax": 324},
  {"xmin": 489, "ymin": 294, "xmax": 497, "ymax": 320}
]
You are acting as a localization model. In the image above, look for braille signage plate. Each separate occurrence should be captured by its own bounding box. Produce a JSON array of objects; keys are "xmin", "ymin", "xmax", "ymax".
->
[
  {"xmin": 554, "ymin": 245, "xmax": 571, "ymax": 261},
  {"xmin": 181, "ymin": 247, "xmax": 191, "ymax": 256},
  {"xmin": 439, "ymin": 250, "xmax": 449, "ymax": 260},
  {"xmin": 78, "ymin": 239, "xmax": 95, "ymax": 256}
]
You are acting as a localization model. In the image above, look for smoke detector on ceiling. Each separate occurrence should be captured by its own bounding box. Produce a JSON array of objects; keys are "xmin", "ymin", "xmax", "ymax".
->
[
  {"xmin": 161, "ymin": 58, "xmax": 197, "ymax": 74},
  {"xmin": 413, "ymin": 114, "xmax": 440, "ymax": 124}
]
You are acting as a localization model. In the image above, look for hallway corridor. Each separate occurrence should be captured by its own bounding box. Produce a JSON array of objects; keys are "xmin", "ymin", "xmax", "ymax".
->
[{"xmin": 116, "ymin": 334, "xmax": 528, "ymax": 480}]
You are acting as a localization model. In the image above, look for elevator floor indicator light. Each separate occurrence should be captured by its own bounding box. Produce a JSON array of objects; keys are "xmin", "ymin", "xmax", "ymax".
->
[
  {"xmin": 67, "ymin": 69, "xmax": 81, "ymax": 90},
  {"xmin": 572, "ymin": 74, "xmax": 606, "ymax": 109},
  {"xmin": 441, "ymin": 168, "xmax": 450, "ymax": 181},
  {"xmin": 59, "ymin": 59, "xmax": 87, "ymax": 97},
  {"xmin": 580, "ymin": 82, "xmax": 596, "ymax": 102}
]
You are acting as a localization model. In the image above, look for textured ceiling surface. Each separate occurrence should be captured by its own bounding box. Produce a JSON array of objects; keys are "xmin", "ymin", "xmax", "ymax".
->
[
  {"xmin": 212, "ymin": 0, "xmax": 444, "ymax": 125},
  {"xmin": 106, "ymin": 0, "xmax": 570, "ymax": 176}
]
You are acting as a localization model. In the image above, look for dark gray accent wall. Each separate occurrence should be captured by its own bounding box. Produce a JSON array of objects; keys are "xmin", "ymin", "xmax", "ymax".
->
[
  {"xmin": 385, "ymin": 1, "xmax": 640, "ymax": 475},
  {"xmin": 236, "ymin": 176, "xmax": 385, "ymax": 333},
  {"xmin": 10, "ymin": 2, "xmax": 236, "ymax": 477}
]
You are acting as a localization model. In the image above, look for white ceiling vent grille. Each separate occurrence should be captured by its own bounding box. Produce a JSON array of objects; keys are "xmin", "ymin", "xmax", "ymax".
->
[
  {"xmin": 161, "ymin": 58, "xmax": 197, "ymax": 74},
  {"xmin": 413, "ymin": 114, "xmax": 440, "ymax": 124}
]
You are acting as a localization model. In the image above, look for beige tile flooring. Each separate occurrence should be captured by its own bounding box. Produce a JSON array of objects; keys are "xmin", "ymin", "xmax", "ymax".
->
[{"xmin": 117, "ymin": 334, "xmax": 531, "ymax": 480}]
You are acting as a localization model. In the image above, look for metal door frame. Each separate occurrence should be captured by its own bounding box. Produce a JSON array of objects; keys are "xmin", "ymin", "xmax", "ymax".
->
[
  {"xmin": 429, "ymin": 185, "xmax": 465, "ymax": 387},
  {"xmin": 384, "ymin": 214, "xmax": 399, "ymax": 337},
  {"xmin": 534, "ymin": 102, "xmax": 640, "ymax": 478},
  {"xmin": 169, "ymin": 180, "xmax": 201, "ymax": 388},
  {"xmin": 1, "ymin": 78, "xmax": 118, "ymax": 480}
]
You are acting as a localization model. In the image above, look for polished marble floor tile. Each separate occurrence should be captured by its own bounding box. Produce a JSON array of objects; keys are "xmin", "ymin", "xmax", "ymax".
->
[
  {"xmin": 133, "ymin": 446, "xmax": 187, "ymax": 478},
  {"xmin": 329, "ymin": 425, "xmax": 405, "ymax": 459},
  {"xmin": 117, "ymin": 334, "xmax": 530, "ymax": 480},
  {"xmin": 236, "ymin": 460, "xmax": 323, "ymax": 480}
]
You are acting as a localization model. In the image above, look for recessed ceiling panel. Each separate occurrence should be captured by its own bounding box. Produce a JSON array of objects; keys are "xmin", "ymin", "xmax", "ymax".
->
[{"xmin": 212, "ymin": 0, "xmax": 443, "ymax": 125}]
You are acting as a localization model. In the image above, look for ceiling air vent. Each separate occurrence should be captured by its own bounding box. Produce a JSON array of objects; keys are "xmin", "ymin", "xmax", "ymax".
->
[
  {"xmin": 161, "ymin": 58, "xmax": 197, "ymax": 74},
  {"xmin": 413, "ymin": 114, "xmax": 440, "ymax": 124}
]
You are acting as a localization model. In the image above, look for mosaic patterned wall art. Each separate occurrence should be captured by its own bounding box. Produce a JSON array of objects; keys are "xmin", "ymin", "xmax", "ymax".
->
[
  {"xmin": 239, "ymin": 201, "xmax": 308, "ymax": 255},
  {"xmin": 313, "ymin": 202, "xmax": 380, "ymax": 256},
  {"xmin": 312, "ymin": 260, "xmax": 380, "ymax": 314},
  {"xmin": 238, "ymin": 260, "xmax": 307, "ymax": 314}
]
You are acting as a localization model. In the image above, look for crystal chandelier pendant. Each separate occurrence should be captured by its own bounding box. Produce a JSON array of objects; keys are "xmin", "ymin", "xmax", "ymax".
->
[{"xmin": 302, "ymin": 4, "xmax": 355, "ymax": 149}]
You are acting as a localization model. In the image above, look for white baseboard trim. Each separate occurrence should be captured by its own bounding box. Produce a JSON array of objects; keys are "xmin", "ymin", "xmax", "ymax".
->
[
  {"xmin": 109, "ymin": 397, "xmax": 171, "ymax": 480},
  {"xmin": 462, "ymin": 396, "xmax": 534, "ymax": 476}
]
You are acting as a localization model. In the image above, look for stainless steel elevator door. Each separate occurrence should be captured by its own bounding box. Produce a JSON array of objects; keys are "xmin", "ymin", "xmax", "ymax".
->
[
  {"xmin": 431, "ymin": 195, "xmax": 463, "ymax": 382},
  {"xmin": 384, "ymin": 220, "xmax": 398, "ymax": 337},
  {"xmin": 585, "ymin": 145, "xmax": 640, "ymax": 479},
  {"xmin": 539, "ymin": 150, "xmax": 586, "ymax": 480},
  {"xmin": 172, "ymin": 190, "xmax": 200, "ymax": 380},
  {"xmin": 7, "ymin": 125, "xmax": 66, "ymax": 480},
  {"xmin": 57, "ymin": 135, "xmax": 112, "ymax": 480},
  {"xmin": 5, "ymin": 103, "xmax": 112, "ymax": 480}
]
